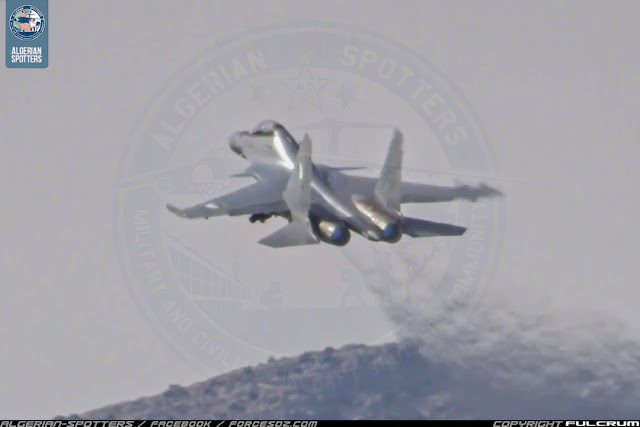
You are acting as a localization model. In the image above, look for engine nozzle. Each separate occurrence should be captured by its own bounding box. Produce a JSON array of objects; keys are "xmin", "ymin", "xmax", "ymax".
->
[
  {"xmin": 352, "ymin": 197, "xmax": 403, "ymax": 243},
  {"xmin": 312, "ymin": 218, "xmax": 351, "ymax": 246}
]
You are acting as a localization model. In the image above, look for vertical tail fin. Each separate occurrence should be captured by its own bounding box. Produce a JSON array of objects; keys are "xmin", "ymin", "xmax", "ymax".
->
[
  {"xmin": 258, "ymin": 133, "xmax": 319, "ymax": 248},
  {"xmin": 283, "ymin": 133, "xmax": 313, "ymax": 222},
  {"xmin": 374, "ymin": 129, "xmax": 403, "ymax": 213}
]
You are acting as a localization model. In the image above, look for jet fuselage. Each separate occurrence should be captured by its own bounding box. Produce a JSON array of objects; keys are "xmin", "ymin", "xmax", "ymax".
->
[{"xmin": 227, "ymin": 120, "xmax": 401, "ymax": 242}]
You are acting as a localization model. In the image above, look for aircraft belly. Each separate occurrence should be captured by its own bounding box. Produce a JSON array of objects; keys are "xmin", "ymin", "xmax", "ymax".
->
[{"xmin": 310, "ymin": 176, "xmax": 381, "ymax": 239}]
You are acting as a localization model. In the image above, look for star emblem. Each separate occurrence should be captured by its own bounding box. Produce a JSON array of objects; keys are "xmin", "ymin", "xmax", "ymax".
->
[
  {"xmin": 283, "ymin": 54, "xmax": 327, "ymax": 111},
  {"xmin": 336, "ymin": 81, "xmax": 358, "ymax": 108}
]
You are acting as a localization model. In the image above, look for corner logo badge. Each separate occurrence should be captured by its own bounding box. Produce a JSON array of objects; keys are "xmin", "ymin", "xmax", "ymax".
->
[
  {"xmin": 9, "ymin": 5, "xmax": 45, "ymax": 40},
  {"xmin": 6, "ymin": 1, "xmax": 48, "ymax": 68}
]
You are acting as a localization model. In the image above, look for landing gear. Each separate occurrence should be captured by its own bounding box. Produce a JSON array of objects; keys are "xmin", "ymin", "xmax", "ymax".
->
[{"xmin": 249, "ymin": 213, "xmax": 272, "ymax": 223}]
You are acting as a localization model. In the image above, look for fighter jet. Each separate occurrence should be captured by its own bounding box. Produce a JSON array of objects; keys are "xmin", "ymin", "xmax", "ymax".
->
[{"xmin": 166, "ymin": 120, "xmax": 502, "ymax": 248}]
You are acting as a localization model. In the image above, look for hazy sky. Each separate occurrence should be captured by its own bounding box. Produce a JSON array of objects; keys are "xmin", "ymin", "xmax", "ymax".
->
[{"xmin": 2, "ymin": 0, "xmax": 640, "ymax": 419}]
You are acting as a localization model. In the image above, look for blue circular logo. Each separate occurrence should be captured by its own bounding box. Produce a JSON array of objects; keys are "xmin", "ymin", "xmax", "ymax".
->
[{"xmin": 9, "ymin": 5, "xmax": 45, "ymax": 41}]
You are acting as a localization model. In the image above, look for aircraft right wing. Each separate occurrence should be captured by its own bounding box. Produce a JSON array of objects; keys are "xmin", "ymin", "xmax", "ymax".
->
[
  {"xmin": 330, "ymin": 172, "xmax": 503, "ymax": 205},
  {"xmin": 400, "ymin": 181, "xmax": 503, "ymax": 203}
]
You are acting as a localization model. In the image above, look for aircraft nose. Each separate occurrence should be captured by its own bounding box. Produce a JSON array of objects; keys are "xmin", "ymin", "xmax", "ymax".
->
[{"xmin": 228, "ymin": 131, "xmax": 246, "ymax": 156}]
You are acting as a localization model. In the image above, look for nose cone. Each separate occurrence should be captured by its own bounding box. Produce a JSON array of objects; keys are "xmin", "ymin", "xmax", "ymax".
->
[{"xmin": 228, "ymin": 131, "xmax": 246, "ymax": 157}]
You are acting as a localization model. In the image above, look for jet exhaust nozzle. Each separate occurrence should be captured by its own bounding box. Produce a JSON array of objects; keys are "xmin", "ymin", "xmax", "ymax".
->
[
  {"xmin": 352, "ymin": 196, "xmax": 403, "ymax": 243},
  {"xmin": 312, "ymin": 218, "xmax": 351, "ymax": 246}
]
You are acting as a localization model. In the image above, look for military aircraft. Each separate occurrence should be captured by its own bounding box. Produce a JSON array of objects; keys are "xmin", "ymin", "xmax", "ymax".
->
[{"xmin": 166, "ymin": 120, "xmax": 502, "ymax": 248}]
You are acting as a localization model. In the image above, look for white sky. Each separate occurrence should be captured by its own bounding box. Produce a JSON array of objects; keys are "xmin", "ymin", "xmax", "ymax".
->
[{"xmin": 1, "ymin": 0, "xmax": 639, "ymax": 419}]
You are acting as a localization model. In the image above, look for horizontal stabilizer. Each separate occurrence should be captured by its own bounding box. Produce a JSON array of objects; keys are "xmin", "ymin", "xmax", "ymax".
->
[
  {"xmin": 258, "ymin": 221, "xmax": 319, "ymax": 248},
  {"xmin": 403, "ymin": 217, "xmax": 467, "ymax": 238}
]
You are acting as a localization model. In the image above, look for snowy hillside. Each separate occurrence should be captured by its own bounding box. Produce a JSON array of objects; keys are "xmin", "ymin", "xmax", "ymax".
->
[{"xmin": 58, "ymin": 338, "xmax": 640, "ymax": 420}]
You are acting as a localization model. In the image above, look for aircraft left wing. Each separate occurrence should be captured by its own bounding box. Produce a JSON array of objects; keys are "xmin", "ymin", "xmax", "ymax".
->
[{"xmin": 166, "ymin": 179, "xmax": 288, "ymax": 219}]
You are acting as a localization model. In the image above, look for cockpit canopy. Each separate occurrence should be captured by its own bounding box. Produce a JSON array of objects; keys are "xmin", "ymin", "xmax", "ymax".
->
[
  {"xmin": 235, "ymin": 120, "xmax": 300, "ymax": 167},
  {"xmin": 250, "ymin": 120, "xmax": 282, "ymax": 136}
]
